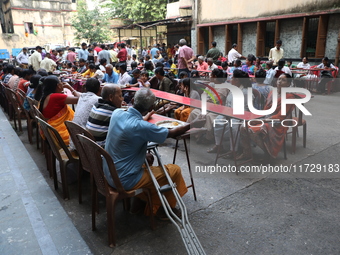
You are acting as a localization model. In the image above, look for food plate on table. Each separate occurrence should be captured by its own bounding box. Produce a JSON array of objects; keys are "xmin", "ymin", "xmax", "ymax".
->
[{"xmin": 155, "ymin": 120, "xmax": 184, "ymax": 129}]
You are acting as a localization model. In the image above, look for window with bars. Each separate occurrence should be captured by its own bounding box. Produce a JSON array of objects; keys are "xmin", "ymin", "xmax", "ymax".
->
[
  {"xmin": 305, "ymin": 18, "xmax": 319, "ymax": 58},
  {"xmin": 265, "ymin": 22, "xmax": 275, "ymax": 55},
  {"xmin": 231, "ymin": 24, "xmax": 238, "ymax": 45}
]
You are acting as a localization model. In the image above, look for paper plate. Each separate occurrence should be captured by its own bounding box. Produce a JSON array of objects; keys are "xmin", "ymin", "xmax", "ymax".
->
[{"xmin": 155, "ymin": 120, "xmax": 184, "ymax": 129}]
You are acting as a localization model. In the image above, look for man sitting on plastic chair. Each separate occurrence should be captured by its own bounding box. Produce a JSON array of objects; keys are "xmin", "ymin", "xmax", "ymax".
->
[{"xmin": 104, "ymin": 88, "xmax": 205, "ymax": 220}]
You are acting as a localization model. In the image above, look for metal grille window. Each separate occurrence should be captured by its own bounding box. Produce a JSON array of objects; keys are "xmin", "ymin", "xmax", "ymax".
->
[
  {"xmin": 265, "ymin": 22, "xmax": 275, "ymax": 55},
  {"xmin": 306, "ymin": 18, "xmax": 319, "ymax": 58},
  {"xmin": 231, "ymin": 24, "xmax": 238, "ymax": 45}
]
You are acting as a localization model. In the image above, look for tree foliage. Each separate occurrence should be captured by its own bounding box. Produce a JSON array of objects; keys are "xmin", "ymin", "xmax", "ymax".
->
[
  {"xmin": 105, "ymin": 0, "xmax": 167, "ymax": 24},
  {"xmin": 72, "ymin": 0, "xmax": 112, "ymax": 44}
]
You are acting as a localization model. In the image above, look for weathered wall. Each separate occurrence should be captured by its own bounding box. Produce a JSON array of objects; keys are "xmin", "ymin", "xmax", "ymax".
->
[
  {"xmin": 198, "ymin": 0, "xmax": 340, "ymax": 24},
  {"xmin": 279, "ymin": 18, "xmax": 303, "ymax": 59},
  {"xmin": 212, "ymin": 26, "xmax": 225, "ymax": 55},
  {"xmin": 191, "ymin": 28, "xmax": 196, "ymax": 54},
  {"xmin": 241, "ymin": 22, "xmax": 257, "ymax": 57},
  {"xmin": 325, "ymin": 14, "xmax": 340, "ymax": 59},
  {"xmin": 0, "ymin": 0, "xmax": 76, "ymax": 52}
]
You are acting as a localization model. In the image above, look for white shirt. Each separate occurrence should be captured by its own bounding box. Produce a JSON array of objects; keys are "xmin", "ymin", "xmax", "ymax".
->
[
  {"xmin": 40, "ymin": 58, "xmax": 57, "ymax": 73},
  {"xmin": 94, "ymin": 70, "xmax": 104, "ymax": 80},
  {"xmin": 28, "ymin": 51, "xmax": 42, "ymax": 71},
  {"xmin": 126, "ymin": 59, "xmax": 133, "ymax": 71},
  {"xmin": 94, "ymin": 50, "xmax": 99, "ymax": 65},
  {"xmin": 69, "ymin": 92, "xmax": 100, "ymax": 149},
  {"xmin": 274, "ymin": 66, "xmax": 292, "ymax": 77},
  {"xmin": 297, "ymin": 62, "xmax": 311, "ymax": 69},
  {"xmin": 62, "ymin": 52, "xmax": 68, "ymax": 61},
  {"xmin": 17, "ymin": 52, "xmax": 29, "ymax": 64},
  {"xmin": 99, "ymin": 65, "xmax": 106, "ymax": 72},
  {"xmin": 117, "ymin": 72, "xmax": 132, "ymax": 85},
  {"xmin": 227, "ymin": 48, "xmax": 242, "ymax": 64},
  {"xmin": 207, "ymin": 63, "xmax": 218, "ymax": 71},
  {"xmin": 73, "ymin": 92, "xmax": 100, "ymax": 128},
  {"xmin": 317, "ymin": 63, "xmax": 335, "ymax": 69}
]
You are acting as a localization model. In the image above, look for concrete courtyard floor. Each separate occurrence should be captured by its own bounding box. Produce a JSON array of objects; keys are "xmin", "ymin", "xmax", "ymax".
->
[{"xmin": 1, "ymin": 91, "xmax": 340, "ymax": 255}]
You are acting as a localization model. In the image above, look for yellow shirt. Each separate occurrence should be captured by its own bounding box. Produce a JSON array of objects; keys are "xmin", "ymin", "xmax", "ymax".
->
[
  {"xmin": 170, "ymin": 63, "xmax": 178, "ymax": 76},
  {"xmin": 113, "ymin": 67, "xmax": 120, "ymax": 74},
  {"xmin": 82, "ymin": 69, "xmax": 95, "ymax": 77}
]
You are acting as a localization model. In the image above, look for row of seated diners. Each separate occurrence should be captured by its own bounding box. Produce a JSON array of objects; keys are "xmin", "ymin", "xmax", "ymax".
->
[{"xmin": 0, "ymin": 67, "xmax": 308, "ymax": 247}]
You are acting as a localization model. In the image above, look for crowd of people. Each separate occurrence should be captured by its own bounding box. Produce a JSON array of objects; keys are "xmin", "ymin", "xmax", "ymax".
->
[{"xmin": 1, "ymin": 37, "xmax": 338, "ymax": 219}]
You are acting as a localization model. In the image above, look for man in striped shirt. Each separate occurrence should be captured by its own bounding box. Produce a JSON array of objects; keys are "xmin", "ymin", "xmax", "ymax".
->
[{"xmin": 86, "ymin": 84, "xmax": 123, "ymax": 146}]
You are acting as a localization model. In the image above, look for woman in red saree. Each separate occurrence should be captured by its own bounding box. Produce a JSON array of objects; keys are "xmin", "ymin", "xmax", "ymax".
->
[
  {"xmin": 39, "ymin": 75, "xmax": 80, "ymax": 145},
  {"xmin": 237, "ymin": 73, "xmax": 296, "ymax": 159}
]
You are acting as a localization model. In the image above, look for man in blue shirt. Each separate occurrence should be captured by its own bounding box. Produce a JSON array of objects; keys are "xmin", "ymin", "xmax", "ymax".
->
[
  {"xmin": 78, "ymin": 42, "xmax": 89, "ymax": 61},
  {"xmin": 102, "ymin": 64, "xmax": 119, "ymax": 83},
  {"xmin": 150, "ymin": 44, "xmax": 159, "ymax": 59},
  {"xmin": 105, "ymin": 88, "xmax": 204, "ymax": 218}
]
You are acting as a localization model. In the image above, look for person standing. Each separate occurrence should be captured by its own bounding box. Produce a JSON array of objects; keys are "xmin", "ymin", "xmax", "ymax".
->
[
  {"xmin": 50, "ymin": 50, "xmax": 59, "ymax": 63},
  {"xmin": 131, "ymin": 46, "xmax": 136, "ymax": 57},
  {"xmin": 66, "ymin": 48, "xmax": 77, "ymax": 64},
  {"xmin": 117, "ymin": 43, "xmax": 128, "ymax": 63},
  {"xmin": 78, "ymin": 42, "xmax": 89, "ymax": 61},
  {"xmin": 177, "ymin": 39, "xmax": 194, "ymax": 76},
  {"xmin": 28, "ymin": 46, "xmax": 43, "ymax": 71},
  {"xmin": 142, "ymin": 47, "xmax": 147, "ymax": 58},
  {"xmin": 93, "ymin": 43, "xmax": 102, "ymax": 54},
  {"xmin": 206, "ymin": 41, "xmax": 220, "ymax": 63},
  {"xmin": 227, "ymin": 43, "xmax": 244, "ymax": 65},
  {"xmin": 150, "ymin": 44, "xmax": 159, "ymax": 59},
  {"xmin": 126, "ymin": 44, "xmax": 132, "ymax": 57},
  {"xmin": 62, "ymin": 46, "xmax": 69, "ymax": 62},
  {"xmin": 109, "ymin": 45, "xmax": 118, "ymax": 65},
  {"xmin": 16, "ymin": 47, "xmax": 29, "ymax": 68},
  {"xmin": 98, "ymin": 44, "xmax": 111, "ymax": 65},
  {"xmin": 268, "ymin": 40, "xmax": 284, "ymax": 66}
]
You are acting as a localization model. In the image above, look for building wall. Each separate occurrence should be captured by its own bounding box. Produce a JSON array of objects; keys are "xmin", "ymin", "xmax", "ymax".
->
[
  {"xmin": 279, "ymin": 18, "xmax": 303, "ymax": 59},
  {"xmin": 0, "ymin": 0, "xmax": 76, "ymax": 52},
  {"xmin": 241, "ymin": 22, "xmax": 257, "ymax": 57},
  {"xmin": 198, "ymin": 0, "xmax": 340, "ymax": 24},
  {"xmin": 191, "ymin": 28, "xmax": 196, "ymax": 54},
  {"xmin": 325, "ymin": 14, "xmax": 340, "ymax": 59},
  {"xmin": 212, "ymin": 26, "xmax": 225, "ymax": 55}
]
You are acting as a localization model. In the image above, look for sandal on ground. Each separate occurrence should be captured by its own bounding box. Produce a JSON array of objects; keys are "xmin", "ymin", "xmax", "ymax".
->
[{"xmin": 207, "ymin": 145, "xmax": 218, "ymax": 153}]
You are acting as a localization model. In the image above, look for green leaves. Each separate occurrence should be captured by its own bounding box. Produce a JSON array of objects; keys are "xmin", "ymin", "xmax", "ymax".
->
[
  {"xmin": 71, "ymin": 0, "xmax": 113, "ymax": 43},
  {"xmin": 104, "ymin": 0, "xmax": 167, "ymax": 24}
]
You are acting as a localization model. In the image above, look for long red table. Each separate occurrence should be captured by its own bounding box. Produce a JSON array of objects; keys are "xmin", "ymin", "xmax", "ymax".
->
[{"xmin": 122, "ymin": 87, "xmax": 262, "ymax": 121}]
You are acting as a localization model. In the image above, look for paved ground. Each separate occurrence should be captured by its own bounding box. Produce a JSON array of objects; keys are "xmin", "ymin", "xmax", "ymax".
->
[{"xmin": 1, "ymin": 91, "xmax": 340, "ymax": 255}]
